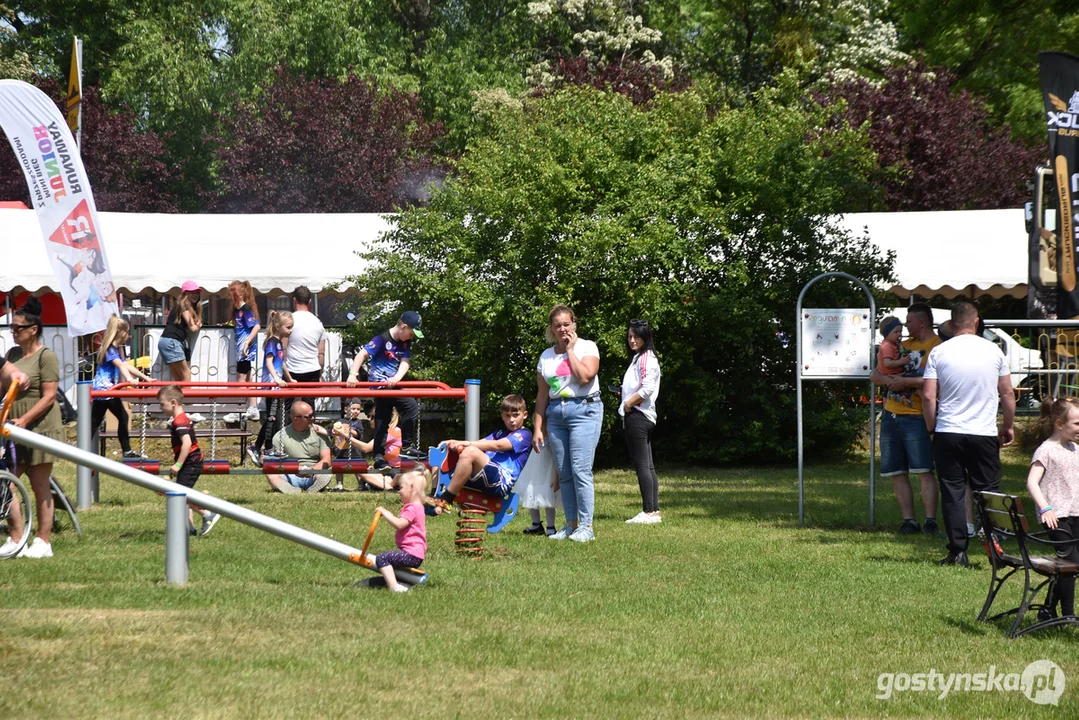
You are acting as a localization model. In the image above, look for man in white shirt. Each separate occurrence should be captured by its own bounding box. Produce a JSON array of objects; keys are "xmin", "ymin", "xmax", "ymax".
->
[
  {"xmin": 284, "ymin": 286, "xmax": 326, "ymax": 415},
  {"xmin": 922, "ymin": 302, "xmax": 1015, "ymax": 567}
]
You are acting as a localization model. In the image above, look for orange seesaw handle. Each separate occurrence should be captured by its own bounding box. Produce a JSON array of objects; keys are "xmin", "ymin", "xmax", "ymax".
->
[
  {"xmin": 359, "ymin": 508, "xmax": 381, "ymax": 559},
  {"xmin": 0, "ymin": 382, "xmax": 19, "ymax": 436}
]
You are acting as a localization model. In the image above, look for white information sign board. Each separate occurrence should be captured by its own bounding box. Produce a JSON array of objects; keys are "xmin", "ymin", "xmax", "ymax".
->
[{"xmin": 801, "ymin": 308, "xmax": 872, "ymax": 378}]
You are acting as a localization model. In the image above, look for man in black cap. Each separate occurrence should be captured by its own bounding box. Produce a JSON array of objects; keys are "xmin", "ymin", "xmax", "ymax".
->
[{"xmin": 346, "ymin": 311, "xmax": 424, "ymax": 471}]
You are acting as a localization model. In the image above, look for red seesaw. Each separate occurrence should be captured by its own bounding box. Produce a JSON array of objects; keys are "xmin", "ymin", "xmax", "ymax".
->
[
  {"xmin": 260, "ymin": 459, "xmax": 423, "ymax": 474},
  {"xmin": 95, "ymin": 380, "xmax": 467, "ymax": 401},
  {"xmin": 120, "ymin": 459, "xmax": 428, "ymax": 476},
  {"xmin": 122, "ymin": 459, "xmax": 232, "ymax": 474}
]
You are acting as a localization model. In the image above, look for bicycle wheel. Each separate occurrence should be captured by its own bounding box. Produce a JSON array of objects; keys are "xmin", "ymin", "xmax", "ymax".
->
[{"xmin": 0, "ymin": 470, "xmax": 33, "ymax": 559}]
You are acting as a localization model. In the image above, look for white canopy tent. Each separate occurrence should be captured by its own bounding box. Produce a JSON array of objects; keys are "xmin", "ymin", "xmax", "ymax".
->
[
  {"xmin": 1, "ymin": 207, "xmax": 1027, "ymax": 299},
  {"xmin": 0, "ymin": 208, "xmax": 393, "ymax": 295},
  {"xmin": 835, "ymin": 208, "xmax": 1027, "ymax": 299}
]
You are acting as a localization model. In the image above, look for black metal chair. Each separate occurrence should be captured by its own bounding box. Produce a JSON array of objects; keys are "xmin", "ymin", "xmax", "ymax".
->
[{"xmin": 973, "ymin": 491, "xmax": 1079, "ymax": 638}]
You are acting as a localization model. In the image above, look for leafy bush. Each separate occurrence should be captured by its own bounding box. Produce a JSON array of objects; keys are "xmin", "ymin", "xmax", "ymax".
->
[
  {"xmin": 342, "ymin": 81, "xmax": 895, "ymax": 464},
  {"xmin": 207, "ymin": 68, "xmax": 445, "ymax": 213}
]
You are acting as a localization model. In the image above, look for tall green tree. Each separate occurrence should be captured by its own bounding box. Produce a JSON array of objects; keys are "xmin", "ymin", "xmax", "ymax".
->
[
  {"xmin": 347, "ymin": 80, "xmax": 893, "ymax": 464},
  {"xmin": 891, "ymin": 0, "xmax": 1079, "ymax": 142}
]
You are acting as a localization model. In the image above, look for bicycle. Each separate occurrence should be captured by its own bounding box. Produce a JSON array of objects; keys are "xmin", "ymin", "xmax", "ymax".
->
[
  {"xmin": 0, "ymin": 465, "xmax": 33, "ymax": 559},
  {"xmin": 0, "ymin": 382, "xmax": 33, "ymax": 558}
]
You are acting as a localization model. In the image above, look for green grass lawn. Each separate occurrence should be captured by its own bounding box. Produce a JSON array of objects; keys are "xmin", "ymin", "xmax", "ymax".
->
[{"xmin": 1, "ymin": 450, "xmax": 1076, "ymax": 718}]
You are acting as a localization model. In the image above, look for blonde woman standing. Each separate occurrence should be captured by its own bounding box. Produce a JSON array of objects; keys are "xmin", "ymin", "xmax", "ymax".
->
[{"xmin": 532, "ymin": 305, "xmax": 602, "ymax": 543}]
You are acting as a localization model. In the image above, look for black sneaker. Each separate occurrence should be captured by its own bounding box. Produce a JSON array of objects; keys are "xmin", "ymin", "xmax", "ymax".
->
[
  {"xmin": 399, "ymin": 445, "xmax": 425, "ymax": 460},
  {"xmin": 898, "ymin": 519, "xmax": 920, "ymax": 535},
  {"xmin": 939, "ymin": 551, "xmax": 970, "ymax": 568},
  {"xmin": 122, "ymin": 450, "xmax": 149, "ymax": 461},
  {"xmin": 522, "ymin": 523, "xmax": 546, "ymax": 535},
  {"xmin": 1038, "ymin": 606, "xmax": 1058, "ymax": 623},
  {"xmin": 245, "ymin": 444, "xmax": 262, "ymax": 467},
  {"xmin": 922, "ymin": 518, "xmax": 942, "ymax": 538},
  {"xmin": 373, "ymin": 456, "xmax": 393, "ymax": 475}
]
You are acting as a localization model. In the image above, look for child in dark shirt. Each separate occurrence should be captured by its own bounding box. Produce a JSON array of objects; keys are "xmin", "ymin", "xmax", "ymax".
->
[{"xmin": 158, "ymin": 384, "xmax": 220, "ymax": 536}]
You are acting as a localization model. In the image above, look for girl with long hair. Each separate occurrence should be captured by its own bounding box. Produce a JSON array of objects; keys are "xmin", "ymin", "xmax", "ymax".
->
[{"xmin": 157, "ymin": 280, "xmax": 203, "ymax": 381}]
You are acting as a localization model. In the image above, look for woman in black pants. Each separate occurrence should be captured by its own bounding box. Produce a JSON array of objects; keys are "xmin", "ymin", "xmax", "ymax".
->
[{"xmin": 618, "ymin": 319, "xmax": 662, "ymax": 524}]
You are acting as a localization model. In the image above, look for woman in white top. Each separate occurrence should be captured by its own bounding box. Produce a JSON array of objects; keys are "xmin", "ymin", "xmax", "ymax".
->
[
  {"xmin": 618, "ymin": 319, "xmax": 662, "ymax": 524},
  {"xmin": 533, "ymin": 305, "xmax": 602, "ymax": 542}
]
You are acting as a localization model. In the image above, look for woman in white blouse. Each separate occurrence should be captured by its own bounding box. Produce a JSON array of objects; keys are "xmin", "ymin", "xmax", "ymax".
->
[
  {"xmin": 533, "ymin": 305, "xmax": 602, "ymax": 542},
  {"xmin": 618, "ymin": 319, "xmax": 662, "ymax": 524}
]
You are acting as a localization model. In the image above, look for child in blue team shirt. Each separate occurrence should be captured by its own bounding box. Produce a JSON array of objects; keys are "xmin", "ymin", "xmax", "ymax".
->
[
  {"xmin": 93, "ymin": 315, "xmax": 155, "ymax": 460},
  {"xmin": 248, "ymin": 310, "xmax": 292, "ymax": 465},
  {"xmin": 345, "ymin": 310, "xmax": 424, "ymax": 472},
  {"xmin": 229, "ymin": 280, "xmax": 262, "ymax": 422},
  {"xmin": 433, "ymin": 394, "xmax": 532, "ymax": 505}
]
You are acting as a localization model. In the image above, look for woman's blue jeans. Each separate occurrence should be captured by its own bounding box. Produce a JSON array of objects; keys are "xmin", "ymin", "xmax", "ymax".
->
[{"xmin": 545, "ymin": 398, "xmax": 603, "ymax": 528}]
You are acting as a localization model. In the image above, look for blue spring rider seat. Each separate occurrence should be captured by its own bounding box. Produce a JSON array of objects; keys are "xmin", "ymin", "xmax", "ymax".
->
[{"xmin": 428, "ymin": 443, "xmax": 519, "ymax": 533}]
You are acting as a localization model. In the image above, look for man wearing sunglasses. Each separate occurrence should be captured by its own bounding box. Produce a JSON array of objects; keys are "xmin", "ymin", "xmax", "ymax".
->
[{"xmin": 265, "ymin": 401, "xmax": 332, "ymax": 494}]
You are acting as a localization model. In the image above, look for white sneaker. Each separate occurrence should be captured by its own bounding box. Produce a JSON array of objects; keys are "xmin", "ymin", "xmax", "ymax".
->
[
  {"xmin": 275, "ymin": 482, "xmax": 302, "ymax": 495},
  {"xmin": 626, "ymin": 512, "xmax": 650, "ymax": 524},
  {"xmin": 188, "ymin": 413, "xmax": 206, "ymax": 423},
  {"xmin": 245, "ymin": 406, "xmax": 261, "ymax": 421},
  {"xmin": 641, "ymin": 514, "xmax": 662, "ymax": 524},
  {"xmin": 0, "ymin": 536, "xmax": 23, "ymax": 556},
  {"xmin": 20, "ymin": 537, "xmax": 54, "ymax": 559},
  {"xmin": 307, "ymin": 475, "xmax": 332, "ymax": 494},
  {"xmin": 391, "ymin": 584, "xmax": 409, "ymax": 593},
  {"xmin": 199, "ymin": 512, "xmax": 221, "ymax": 536}
]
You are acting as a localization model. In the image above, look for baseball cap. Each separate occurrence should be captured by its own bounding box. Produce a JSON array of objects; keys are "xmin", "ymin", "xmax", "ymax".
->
[
  {"xmin": 400, "ymin": 310, "xmax": 424, "ymax": 338},
  {"xmin": 181, "ymin": 280, "xmax": 201, "ymax": 292}
]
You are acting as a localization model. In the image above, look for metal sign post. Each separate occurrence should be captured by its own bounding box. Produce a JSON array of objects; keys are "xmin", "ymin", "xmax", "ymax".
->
[{"xmin": 796, "ymin": 272, "xmax": 877, "ymax": 526}]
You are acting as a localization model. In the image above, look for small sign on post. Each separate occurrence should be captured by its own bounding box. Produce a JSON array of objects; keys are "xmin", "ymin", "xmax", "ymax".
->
[
  {"xmin": 800, "ymin": 309, "xmax": 872, "ymax": 378},
  {"xmin": 795, "ymin": 274, "xmax": 877, "ymax": 528}
]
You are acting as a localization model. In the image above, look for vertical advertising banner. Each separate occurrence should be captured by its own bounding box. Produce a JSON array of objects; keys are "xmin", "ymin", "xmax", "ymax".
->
[
  {"xmin": 0, "ymin": 80, "xmax": 117, "ymax": 336},
  {"xmin": 1040, "ymin": 51, "xmax": 1079, "ymax": 318},
  {"xmin": 66, "ymin": 37, "xmax": 83, "ymax": 144}
]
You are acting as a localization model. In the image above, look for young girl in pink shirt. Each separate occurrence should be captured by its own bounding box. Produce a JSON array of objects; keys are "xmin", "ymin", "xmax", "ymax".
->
[
  {"xmin": 374, "ymin": 471, "xmax": 428, "ymax": 592},
  {"xmin": 1027, "ymin": 397, "xmax": 1079, "ymax": 618}
]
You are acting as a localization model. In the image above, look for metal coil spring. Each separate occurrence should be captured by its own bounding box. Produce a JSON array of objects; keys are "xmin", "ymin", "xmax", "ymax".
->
[{"xmin": 455, "ymin": 508, "xmax": 487, "ymax": 556}]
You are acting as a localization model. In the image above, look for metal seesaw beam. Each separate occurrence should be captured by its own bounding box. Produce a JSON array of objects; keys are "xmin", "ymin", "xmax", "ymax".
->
[{"xmin": 0, "ymin": 423, "xmax": 426, "ymax": 585}]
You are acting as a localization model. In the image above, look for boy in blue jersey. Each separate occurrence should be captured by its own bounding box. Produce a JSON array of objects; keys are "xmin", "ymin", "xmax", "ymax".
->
[
  {"xmin": 434, "ymin": 395, "xmax": 532, "ymax": 504},
  {"xmin": 346, "ymin": 310, "xmax": 424, "ymax": 472}
]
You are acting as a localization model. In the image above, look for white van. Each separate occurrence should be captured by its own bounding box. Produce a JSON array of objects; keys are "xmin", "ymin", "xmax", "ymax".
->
[{"xmin": 878, "ymin": 308, "xmax": 1043, "ymax": 389}]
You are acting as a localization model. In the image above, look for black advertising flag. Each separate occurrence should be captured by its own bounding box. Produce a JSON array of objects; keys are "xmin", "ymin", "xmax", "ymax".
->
[{"xmin": 1041, "ymin": 51, "xmax": 1079, "ymax": 318}]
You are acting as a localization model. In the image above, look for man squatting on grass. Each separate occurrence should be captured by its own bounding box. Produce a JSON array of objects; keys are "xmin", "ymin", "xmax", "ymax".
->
[
  {"xmin": 871, "ymin": 303, "xmax": 941, "ymax": 536},
  {"xmin": 922, "ymin": 302, "xmax": 1014, "ymax": 567},
  {"xmin": 265, "ymin": 401, "xmax": 333, "ymax": 494}
]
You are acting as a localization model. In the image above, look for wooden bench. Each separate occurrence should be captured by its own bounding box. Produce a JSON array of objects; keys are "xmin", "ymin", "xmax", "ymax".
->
[
  {"xmin": 973, "ymin": 491, "xmax": 1079, "ymax": 638},
  {"xmin": 97, "ymin": 400, "xmax": 256, "ymax": 465}
]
